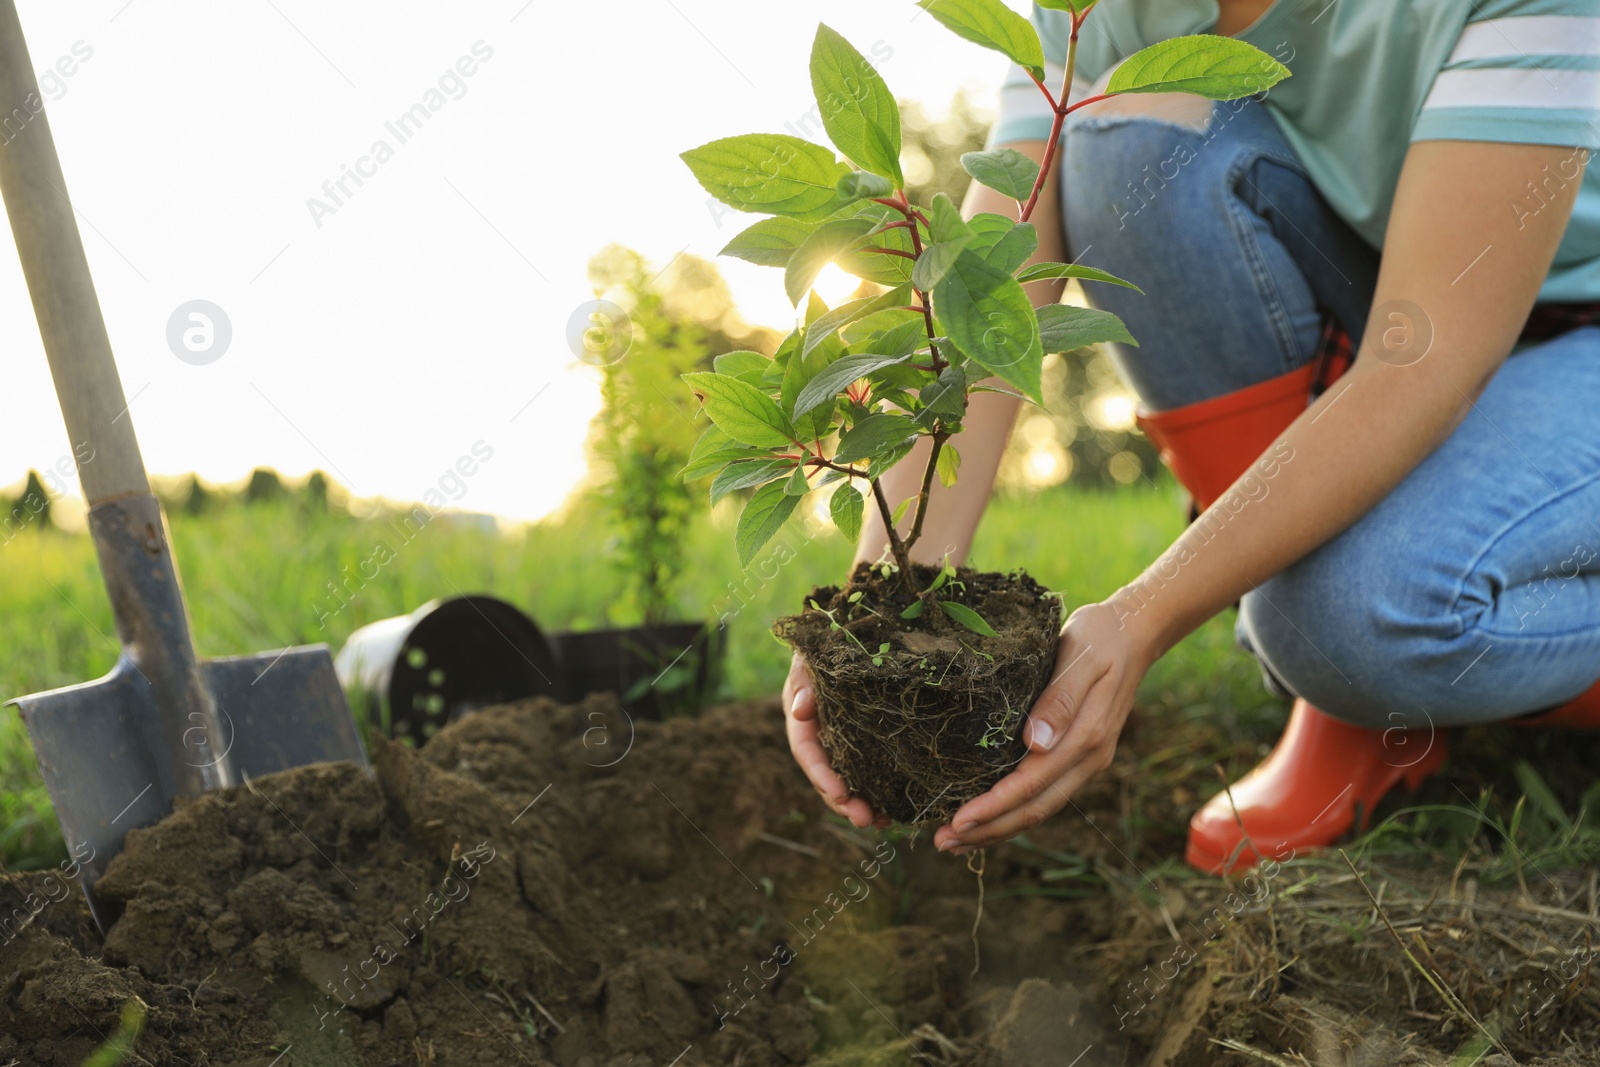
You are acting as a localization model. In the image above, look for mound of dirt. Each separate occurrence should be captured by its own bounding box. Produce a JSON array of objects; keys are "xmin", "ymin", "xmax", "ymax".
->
[{"xmin": 2, "ymin": 694, "xmax": 1597, "ymax": 1066}]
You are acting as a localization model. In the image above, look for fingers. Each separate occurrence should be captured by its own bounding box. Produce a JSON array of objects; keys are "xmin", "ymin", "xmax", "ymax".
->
[
  {"xmin": 937, "ymin": 668, "xmax": 1119, "ymax": 852},
  {"xmin": 783, "ymin": 665, "xmax": 875, "ymax": 828},
  {"xmin": 782, "ymin": 651, "xmax": 813, "ymax": 720},
  {"xmin": 944, "ymin": 636, "xmax": 1100, "ymax": 836},
  {"xmin": 936, "ymin": 754, "xmax": 1106, "ymax": 851},
  {"xmin": 1023, "ymin": 633, "xmax": 1097, "ymax": 754}
]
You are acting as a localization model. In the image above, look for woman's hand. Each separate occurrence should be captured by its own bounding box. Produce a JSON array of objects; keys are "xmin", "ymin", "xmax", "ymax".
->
[
  {"xmin": 782, "ymin": 651, "xmax": 883, "ymax": 828},
  {"xmin": 933, "ymin": 597, "xmax": 1160, "ymax": 853}
]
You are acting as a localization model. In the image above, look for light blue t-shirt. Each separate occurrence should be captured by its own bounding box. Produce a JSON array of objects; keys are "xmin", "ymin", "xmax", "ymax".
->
[{"xmin": 990, "ymin": 0, "xmax": 1600, "ymax": 302}]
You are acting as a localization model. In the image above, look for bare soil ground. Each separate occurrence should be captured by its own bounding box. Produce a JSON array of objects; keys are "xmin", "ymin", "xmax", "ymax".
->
[{"xmin": 2, "ymin": 694, "xmax": 1597, "ymax": 1065}]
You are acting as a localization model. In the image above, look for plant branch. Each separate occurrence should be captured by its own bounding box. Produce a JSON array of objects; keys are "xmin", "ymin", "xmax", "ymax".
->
[
  {"xmin": 869, "ymin": 476, "xmax": 918, "ymax": 592},
  {"xmin": 902, "ymin": 429, "xmax": 948, "ymax": 553},
  {"xmin": 894, "ymin": 190, "xmax": 945, "ymax": 372},
  {"xmin": 861, "ymin": 246, "xmax": 917, "ymax": 260},
  {"xmin": 1062, "ymin": 92, "xmax": 1114, "ymax": 115},
  {"xmin": 1028, "ymin": 71, "xmax": 1058, "ymax": 109},
  {"xmin": 1020, "ymin": 18, "xmax": 1082, "ymax": 224}
]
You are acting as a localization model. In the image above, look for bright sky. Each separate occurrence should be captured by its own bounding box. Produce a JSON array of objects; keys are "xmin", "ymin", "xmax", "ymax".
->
[{"xmin": 1, "ymin": 0, "xmax": 1022, "ymax": 522}]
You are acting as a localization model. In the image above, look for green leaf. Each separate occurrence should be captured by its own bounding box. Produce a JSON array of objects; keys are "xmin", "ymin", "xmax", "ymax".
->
[
  {"xmin": 680, "ymin": 425, "xmax": 772, "ymax": 480},
  {"xmin": 736, "ymin": 481, "xmax": 801, "ymax": 566},
  {"xmin": 966, "ymin": 214, "xmax": 1036, "ymax": 275},
  {"xmin": 871, "ymin": 385, "xmax": 919, "ymax": 412},
  {"xmin": 1016, "ymin": 261, "xmax": 1143, "ymax": 292},
  {"xmin": 784, "ymin": 463, "xmax": 811, "ymax": 496},
  {"xmin": 1106, "ymin": 34, "xmax": 1291, "ymax": 101},
  {"xmin": 683, "ymin": 372, "xmax": 797, "ymax": 447},
  {"xmin": 911, "ymin": 235, "xmax": 974, "ymax": 292},
  {"xmin": 830, "ymin": 483, "xmax": 864, "ymax": 540},
  {"xmin": 834, "ymin": 412, "xmax": 920, "ymax": 464},
  {"xmin": 940, "ymin": 600, "xmax": 999, "ymax": 637},
  {"xmin": 682, "ymin": 134, "xmax": 852, "ymax": 216},
  {"xmin": 720, "ymin": 216, "xmax": 816, "ymax": 268},
  {"xmin": 794, "ymin": 352, "xmax": 916, "ymax": 419},
  {"xmin": 846, "ymin": 315, "xmax": 928, "ymax": 357},
  {"xmin": 829, "ymin": 201, "xmax": 915, "ymax": 286},
  {"xmin": 1037, "ymin": 304, "xmax": 1137, "ymax": 353},
  {"xmin": 899, "ymin": 599, "xmax": 924, "ymax": 619},
  {"xmin": 916, "ymin": 365, "xmax": 967, "ymax": 427},
  {"xmin": 891, "ymin": 496, "xmax": 913, "ymax": 526},
  {"xmin": 713, "ymin": 350, "xmax": 772, "ymax": 386},
  {"xmin": 865, "ymin": 440, "xmax": 916, "ymax": 479},
  {"xmin": 936, "ymin": 443, "xmax": 961, "ymax": 487},
  {"xmin": 930, "ymin": 250, "xmax": 1044, "ymax": 403},
  {"xmin": 811, "ymin": 25, "xmax": 903, "ymax": 183},
  {"xmin": 837, "ymin": 170, "xmax": 896, "ymax": 201},
  {"xmin": 763, "ymin": 331, "xmax": 796, "ymax": 390},
  {"xmin": 781, "ymin": 335, "xmax": 839, "ymax": 443},
  {"xmin": 1036, "ymin": 0, "xmax": 1098, "ymax": 13},
  {"xmin": 804, "ymin": 290, "xmax": 831, "ymax": 327},
  {"xmin": 960, "ymin": 148, "xmax": 1039, "ymax": 201},
  {"xmin": 802, "ymin": 284, "xmax": 912, "ymax": 358},
  {"xmin": 916, "ymin": 0, "xmax": 1045, "ymax": 80},
  {"xmin": 711, "ymin": 458, "xmax": 794, "ymax": 504},
  {"xmin": 785, "ymin": 216, "xmax": 877, "ymax": 305},
  {"xmin": 928, "ymin": 193, "xmax": 972, "ymax": 244}
]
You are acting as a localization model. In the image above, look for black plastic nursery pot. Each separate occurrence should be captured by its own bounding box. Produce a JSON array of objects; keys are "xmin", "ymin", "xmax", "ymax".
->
[
  {"xmin": 550, "ymin": 621, "xmax": 724, "ymax": 720},
  {"xmin": 334, "ymin": 594, "xmax": 562, "ymax": 743}
]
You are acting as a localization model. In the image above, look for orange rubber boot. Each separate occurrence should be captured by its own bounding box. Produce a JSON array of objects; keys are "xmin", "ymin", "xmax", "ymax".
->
[
  {"xmin": 1512, "ymin": 677, "xmax": 1600, "ymax": 729},
  {"xmin": 1136, "ymin": 357, "xmax": 1450, "ymax": 874},
  {"xmin": 1184, "ymin": 700, "xmax": 1447, "ymax": 873},
  {"xmin": 1136, "ymin": 358, "xmax": 1339, "ymax": 513}
]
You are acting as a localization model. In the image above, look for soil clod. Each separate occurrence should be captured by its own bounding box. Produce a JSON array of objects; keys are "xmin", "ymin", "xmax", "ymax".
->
[{"xmin": 775, "ymin": 562, "xmax": 1063, "ymax": 824}]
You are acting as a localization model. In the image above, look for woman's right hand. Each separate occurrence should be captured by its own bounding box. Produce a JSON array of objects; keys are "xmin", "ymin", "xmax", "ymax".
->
[{"xmin": 782, "ymin": 651, "xmax": 882, "ymax": 828}]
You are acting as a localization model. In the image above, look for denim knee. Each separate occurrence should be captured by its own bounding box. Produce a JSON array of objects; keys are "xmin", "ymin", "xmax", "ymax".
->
[{"xmin": 1236, "ymin": 541, "xmax": 1463, "ymax": 734}]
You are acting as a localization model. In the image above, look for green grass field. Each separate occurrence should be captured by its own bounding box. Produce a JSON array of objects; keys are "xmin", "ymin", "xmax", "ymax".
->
[{"xmin": 0, "ymin": 482, "xmax": 1278, "ymax": 868}]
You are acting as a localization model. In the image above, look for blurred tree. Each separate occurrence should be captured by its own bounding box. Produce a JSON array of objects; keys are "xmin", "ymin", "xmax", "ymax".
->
[
  {"xmin": 180, "ymin": 474, "xmax": 213, "ymax": 515},
  {"xmin": 584, "ymin": 246, "xmax": 717, "ymax": 624},
  {"xmin": 303, "ymin": 471, "xmax": 330, "ymax": 511},
  {"xmin": 7, "ymin": 471, "xmax": 51, "ymax": 531},
  {"xmin": 246, "ymin": 467, "xmax": 286, "ymax": 504}
]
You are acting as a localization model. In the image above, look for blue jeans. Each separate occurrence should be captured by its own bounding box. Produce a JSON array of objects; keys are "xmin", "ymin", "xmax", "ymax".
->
[{"xmin": 1060, "ymin": 97, "xmax": 1600, "ymax": 730}]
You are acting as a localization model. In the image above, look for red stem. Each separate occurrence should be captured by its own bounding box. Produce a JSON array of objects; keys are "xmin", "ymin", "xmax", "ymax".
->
[
  {"xmin": 1028, "ymin": 71, "xmax": 1058, "ymax": 109},
  {"xmin": 1063, "ymin": 92, "xmax": 1114, "ymax": 115},
  {"xmin": 1019, "ymin": 12, "xmax": 1087, "ymax": 224}
]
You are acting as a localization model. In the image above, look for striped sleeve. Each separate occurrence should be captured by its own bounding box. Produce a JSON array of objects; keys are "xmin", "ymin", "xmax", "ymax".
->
[{"xmin": 1412, "ymin": 5, "xmax": 1600, "ymax": 148}]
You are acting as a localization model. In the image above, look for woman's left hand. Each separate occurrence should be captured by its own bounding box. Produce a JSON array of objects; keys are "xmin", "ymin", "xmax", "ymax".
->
[{"xmin": 933, "ymin": 597, "xmax": 1159, "ymax": 853}]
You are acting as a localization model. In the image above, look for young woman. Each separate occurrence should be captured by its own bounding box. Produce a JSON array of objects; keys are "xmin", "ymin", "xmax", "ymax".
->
[{"xmin": 784, "ymin": 0, "xmax": 1600, "ymax": 871}]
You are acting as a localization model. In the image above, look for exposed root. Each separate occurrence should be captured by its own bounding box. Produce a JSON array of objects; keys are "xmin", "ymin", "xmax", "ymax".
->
[{"xmin": 968, "ymin": 848, "xmax": 986, "ymax": 978}]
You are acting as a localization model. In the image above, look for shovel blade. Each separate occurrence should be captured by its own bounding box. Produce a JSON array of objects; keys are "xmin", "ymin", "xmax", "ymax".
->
[{"xmin": 11, "ymin": 644, "xmax": 367, "ymax": 931}]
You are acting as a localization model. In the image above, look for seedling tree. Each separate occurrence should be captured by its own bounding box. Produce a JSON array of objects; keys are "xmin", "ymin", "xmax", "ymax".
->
[{"xmin": 681, "ymin": 1, "xmax": 1288, "ymax": 618}]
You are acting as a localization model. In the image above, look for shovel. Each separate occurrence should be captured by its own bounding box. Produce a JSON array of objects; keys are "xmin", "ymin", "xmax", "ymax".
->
[{"xmin": 0, "ymin": 0, "xmax": 368, "ymax": 932}]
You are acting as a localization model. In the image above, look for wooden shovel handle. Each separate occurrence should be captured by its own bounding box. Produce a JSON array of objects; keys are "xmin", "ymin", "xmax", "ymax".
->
[{"xmin": 0, "ymin": 0, "xmax": 149, "ymax": 504}]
